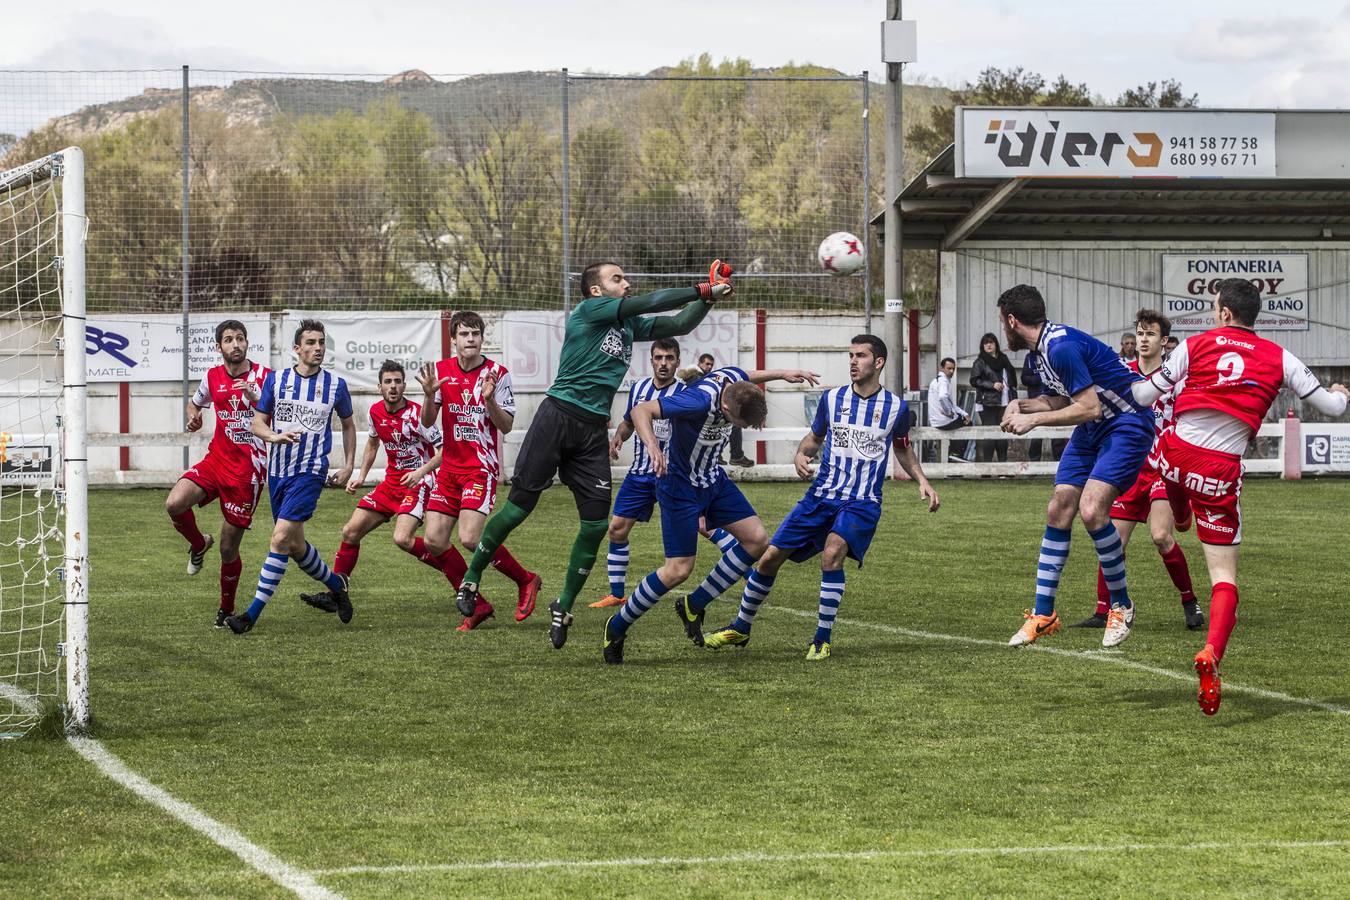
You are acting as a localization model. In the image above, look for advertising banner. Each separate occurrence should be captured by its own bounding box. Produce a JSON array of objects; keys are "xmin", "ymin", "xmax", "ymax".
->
[
  {"xmin": 86, "ymin": 314, "xmax": 271, "ymax": 383},
  {"xmin": 498, "ymin": 310, "xmax": 739, "ymax": 393},
  {"xmin": 1160, "ymin": 253, "xmax": 1309, "ymax": 331},
  {"xmin": 959, "ymin": 108, "xmax": 1277, "ymax": 179},
  {"xmin": 0, "ymin": 433, "xmax": 57, "ymax": 487},
  {"xmin": 1303, "ymin": 427, "xmax": 1350, "ymax": 472},
  {"xmin": 277, "ymin": 311, "xmax": 439, "ymax": 392}
]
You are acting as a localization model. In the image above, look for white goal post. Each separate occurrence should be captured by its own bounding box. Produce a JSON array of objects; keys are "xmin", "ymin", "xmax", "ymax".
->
[{"xmin": 0, "ymin": 147, "xmax": 88, "ymax": 734}]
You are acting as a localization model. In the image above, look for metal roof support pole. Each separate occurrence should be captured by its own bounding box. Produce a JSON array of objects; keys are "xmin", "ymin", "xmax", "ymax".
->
[{"xmin": 940, "ymin": 178, "xmax": 1025, "ymax": 252}]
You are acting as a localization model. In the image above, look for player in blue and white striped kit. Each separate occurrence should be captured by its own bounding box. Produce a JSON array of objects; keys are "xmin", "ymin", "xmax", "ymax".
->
[
  {"xmin": 591, "ymin": 338, "xmax": 739, "ymax": 609},
  {"xmin": 703, "ymin": 335, "xmax": 940, "ymax": 659},
  {"xmin": 224, "ymin": 319, "xmax": 358, "ymax": 634},
  {"xmin": 601, "ymin": 364, "xmax": 821, "ymax": 664},
  {"xmin": 996, "ymin": 285, "xmax": 1154, "ymax": 649}
]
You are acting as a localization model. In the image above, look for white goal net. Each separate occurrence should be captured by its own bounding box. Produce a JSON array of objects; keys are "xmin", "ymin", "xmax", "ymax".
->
[{"xmin": 0, "ymin": 148, "xmax": 87, "ymax": 736}]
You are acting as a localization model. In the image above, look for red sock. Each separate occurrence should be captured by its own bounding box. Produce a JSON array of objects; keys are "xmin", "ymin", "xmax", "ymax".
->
[
  {"xmin": 409, "ymin": 538, "xmax": 467, "ymax": 587},
  {"xmin": 1094, "ymin": 566, "xmax": 1110, "ymax": 616},
  {"xmin": 170, "ymin": 509, "xmax": 207, "ymax": 552},
  {"xmin": 219, "ymin": 556, "xmax": 242, "ymax": 613},
  {"xmin": 1159, "ymin": 542, "xmax": 1196, "ymax": 602},
  {"xmin": 489, "ymin": 545, "xmax": 531, "ymax": 586},
  {"xmin": 1206, "ymin": 582, "xmax": 1239, "ymax": 661},
  {"xmin": 333, "ymin": 541, "xmax": 360, "ymax": 578}
]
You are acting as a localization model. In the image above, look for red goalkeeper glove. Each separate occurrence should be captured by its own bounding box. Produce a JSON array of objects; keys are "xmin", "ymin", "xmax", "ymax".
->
[{"xmin": 695, "ymin": 259, "xmax": 734, "ymax": 301}]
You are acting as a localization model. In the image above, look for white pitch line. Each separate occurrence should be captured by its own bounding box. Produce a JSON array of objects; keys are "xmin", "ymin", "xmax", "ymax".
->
[
  {"xmin": 771, "ymin": 606, "xmax": 1350, "ymax": 716},
  {"xmin": 67, "ymin": 735, "xmax": 341, "ymax": 900},
  {"xmin": 311, "ymin": 839, "xmax": 1350, "ymax": 877}
]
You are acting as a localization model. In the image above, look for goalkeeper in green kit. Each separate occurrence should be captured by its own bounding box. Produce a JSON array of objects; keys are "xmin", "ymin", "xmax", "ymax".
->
[{"xmin": 454, "ymin": 260, "xmax": 734, "ymax": 648}]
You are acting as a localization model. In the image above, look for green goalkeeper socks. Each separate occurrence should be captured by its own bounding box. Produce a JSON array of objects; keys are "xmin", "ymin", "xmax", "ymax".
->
[
  {"xmin": 464, "ymin": 500, "xmax": 530, "ymax": 585},
  {"xmin": 557, "ymin": 518, "xmax": 608, "ymax": 613}
]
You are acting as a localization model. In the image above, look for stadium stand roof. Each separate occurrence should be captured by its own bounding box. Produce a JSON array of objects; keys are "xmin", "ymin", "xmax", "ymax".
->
[{"xmin": 877, "ymin": 127, "xmax": 1350, "ymax": 251}]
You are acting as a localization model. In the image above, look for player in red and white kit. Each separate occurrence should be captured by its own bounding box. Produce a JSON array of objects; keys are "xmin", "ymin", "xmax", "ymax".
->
[
  {"xmin": 299, "ymin": 360, "xmax": 490, "ymax": 627},
  {"xmin": 417, "ymin": 310, "xmax": 541, "ymax": 627},
  {"xmin": 164, "ymin": 319, "xmax": 269, "ymax": 627},
  {"xmin": 1072, "ymin": 309, "xmax": 1204, "ymax": 632},
  {"xmin": 1133, "ymin": 279, "xmax": 1348, "ymax": 715}
]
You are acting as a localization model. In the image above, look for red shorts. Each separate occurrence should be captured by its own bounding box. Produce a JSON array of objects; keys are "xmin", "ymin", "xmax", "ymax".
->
[
  {"xmin": 427, "ymin": 468, "xmax": 498, "ymax": 518},
  {"xmin": 1150, "ymin": 429, "xmax": 1243, "ymax": 546},
  {"xmin": 181, "ymin": 454, "xmax": 262, "ymax": 529},
  {"xmin": 1110, "ymin": 466, "xmax": 1170, "ymax": 523},
  {"xmin": 357, "ymin": 476, "xmax": 430, "ymax": 520}
]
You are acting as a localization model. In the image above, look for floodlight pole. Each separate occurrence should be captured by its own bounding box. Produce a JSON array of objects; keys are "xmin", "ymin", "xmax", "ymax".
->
[{"xmin": 883, "ymin": 0, "xmax": 905, "ymax": 394}]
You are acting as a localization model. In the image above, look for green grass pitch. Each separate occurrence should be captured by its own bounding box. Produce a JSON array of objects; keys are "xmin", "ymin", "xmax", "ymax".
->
[{"xmin": 3, "ymin": 479, "xmax": 1349, "ymax": 897}]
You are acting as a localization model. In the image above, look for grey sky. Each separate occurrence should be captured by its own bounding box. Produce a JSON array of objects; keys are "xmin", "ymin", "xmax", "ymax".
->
[{"xmin": 2, "ymin": 1, "xmax": 1348, "ymax": 110}]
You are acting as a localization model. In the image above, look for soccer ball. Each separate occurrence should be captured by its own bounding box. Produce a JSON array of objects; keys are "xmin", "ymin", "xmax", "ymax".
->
[{"xmin": 817, "ymin": 231, "xmax": 865, "ymax": 276}]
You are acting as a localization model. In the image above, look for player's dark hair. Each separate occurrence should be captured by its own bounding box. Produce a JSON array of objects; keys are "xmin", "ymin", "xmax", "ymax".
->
[
  {"xmin": 450, "ymin": 310, "xmax": 485, "ymax": 335},
  {"xmin": 580, "ymin": 261, "xmax": 621, "ymax": 299},
  {"xmin": 651, "ymin": 338, "xmax": 680, "ymax": 357},
  {"xmin": 1134, "ymin": 308, "xmax": 1172, "ymax": 338},
  {"xmin": 940, "ymin": 357, "xmax": 956, "ymax": 368},
  {"xmin": 293, "ymin": 318, "xmax": 325, "ymax": 346},
  {"xmin": 850, "ymin": 333, "xmax": 887, "ymax": 366},
  {"xmin": 996, "ymin": 284, "xmax": 1047, "ymax": 326},
  {"xmin": 724, "ymin": 381, "xmax": 768, "ymax": 428},
  {"xmin": 378, "ymin": 359, "xmax": 405, "ymax": 380},
  {"xmin": 698, "ymin": 353, "xmax": 715, "ymax": 365},
  {"xmin": 1216, "ymin": 278, "xmax": 1262, "ymax": 327},
  {"xmin": 215, "ymin": 319, "xmax": 247, "ymax": 344}
]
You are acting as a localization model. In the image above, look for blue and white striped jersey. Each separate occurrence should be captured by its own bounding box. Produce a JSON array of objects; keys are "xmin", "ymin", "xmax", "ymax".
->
[
  {"xmin": 809, "ymin": 386, "xmax": 911, "ymax": 503},
  {"xmin": 659, "ymin": 366, "xmax": 749, "ymax": 490},
  {"xmin": 622, "ymin": 376, "xmax": 685, "ymax": 477},
  {"xmin": 1028, "ymin": 322, "xmax": 1147, "ymax": 421},
  {"xmin": 255, "ymin": 367, "xmax": 353, "ymax": 479}
]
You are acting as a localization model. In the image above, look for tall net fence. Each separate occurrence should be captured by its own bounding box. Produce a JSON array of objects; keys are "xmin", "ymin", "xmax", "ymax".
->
[{"xmin": 0, "ymin": 67, "xmax": 879, "ymax": 316}]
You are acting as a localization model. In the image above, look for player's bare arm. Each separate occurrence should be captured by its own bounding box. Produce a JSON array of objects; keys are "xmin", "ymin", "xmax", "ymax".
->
[
  {"xmin": 628, "ymin": 398, "xmax": 666, "ymax": 477},
  {"xmin": 1003, "ymin": 390, "xmax": 1087, "ymax": 434},
  {"xmin": 746, "ymin": 369, "xmax": 822, "ymax": 387},
  {"xmin": 330, "ymin": 415, "xmax": 356, "ymax": 487},
  {"xmin": 610, "ymin": 421, "xmax": 634, "ymax": 460},
  {"xmin": 250, "ymin": 409, "xmax": 299, "ymax": 445},
  {"xmin": 893, "ymin": 439, "xmax": 940, "ymax": 511},
  {"xmin": 794, "ymin": 429, "xmax": 823, "ymax": 480},
  {"xmin": 416, "ymin": 362, "xmax": 449, "ymax": 428},
  {"xmin": 185, "ymin": 401, "xmax": 204, "ymax": 433},
  {"xmin": 402, "ymin": 448, "xmax": 442, "ymax": 488},
  {"xmin": 348, "ymin": 435, "xmax": 380, "ymax": 494},
  {"xmin": 480, "ymin": 371, "xmax": 514, "ymax": 433}
]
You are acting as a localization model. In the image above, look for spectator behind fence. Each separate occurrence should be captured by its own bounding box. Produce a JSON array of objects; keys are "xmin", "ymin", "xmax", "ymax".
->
[
  {"xmin": 678, "ymin": 352, "xmax": 753, "ymax": 467},
  {"xmin": 1021, "ymin": 353, "xmax": 1067, "ymax": 462},
  {"xmin": 971, "ymin": 332, "xmax": 1018, "ymax": 462},
  {"xmin": 1163, "ymin": 335, "xmax": 1180, "ymax": 357},
  {"xmin": 1119, "ymin": 332, "xmax": 1137, "ymax": 363},
  {"xmin": 927, "ymin": 357, "xmax": 970, "ymax": 463}
]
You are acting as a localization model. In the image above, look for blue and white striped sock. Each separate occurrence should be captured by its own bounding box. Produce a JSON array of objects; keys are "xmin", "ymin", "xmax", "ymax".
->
[
  {"xmin": 687, "ymin": 544, "xmax": 757, "ymax": 613},
  {"xmin": 706, "ymin": 528, "xmax": 739, "ymax": 553},
  {"xmin": 607, "ymin": 540, "xmax": 630, "ymax": 598},
  {"xmin": 1088, "ymin": 523, "xmax": 1131, "ymax": 608},
  {"xmin": 245, "ymin": 551, "xmax": 289, "ymax": 621},
  {"xmin": 731, "ymin": 569, "xmax": 775, "ymax": 634},
  {"xmin": 613, "ymin": 571, "xmax": 670, "ymax": 635},
  {"xmin": 815, "ymin": 569, "xmax": 846, "ymax": 644},
  {"xmin": 296, "ymin": 542, "xmax": 344, "ymax": 594},
  {"xmin": 1034, "ymin": 526, "xmax": 1071, "ymax": 617}
]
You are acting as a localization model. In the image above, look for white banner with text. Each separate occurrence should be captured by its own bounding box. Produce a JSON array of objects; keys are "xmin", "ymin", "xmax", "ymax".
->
[
  {"xmin": 85, "ymin": 314, "xmax": 271, "ymax": 383},
  {"xmin": 1160, "ymin": 253, "xmax": 1309, "ymax": 332},
  {"xmin": 277, "ymin": 311, "xmax": 440, "ymax": 391}
]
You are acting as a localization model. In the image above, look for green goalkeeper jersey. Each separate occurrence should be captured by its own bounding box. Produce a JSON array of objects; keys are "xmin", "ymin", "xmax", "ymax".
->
[{"xmin": 548, "ymin": 288, "xmax": 710, "ymax": 417}]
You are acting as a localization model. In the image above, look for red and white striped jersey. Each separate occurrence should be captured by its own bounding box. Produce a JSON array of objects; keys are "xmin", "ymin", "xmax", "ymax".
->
[
  {"xmin": 1147, "ymin": 326, "xmax": 1323, "ymax": 455},
  {"xmin": 430, "ymin": 356, "xmax": 515, "ymax": 476},
  {"xmin": 1127, "ymin": 358, "xmax": 1175, "ymax": 438},
  {"xmin": 367, "ymin": 399, "xmax": 440, "ymax": 479},
  {"xmin": 191, "ymin": 362, "xmax": 269, "ymax": 484}
]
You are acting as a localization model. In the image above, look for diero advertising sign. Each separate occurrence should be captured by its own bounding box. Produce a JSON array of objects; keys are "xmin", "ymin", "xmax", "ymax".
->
[{"xmin": 958, "ymin": 108, "xmax": 1277, "ymax": 178}]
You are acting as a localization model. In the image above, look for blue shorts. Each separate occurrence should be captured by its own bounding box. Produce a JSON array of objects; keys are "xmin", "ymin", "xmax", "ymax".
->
[
  {"xmin": 658, "ymin": 476, "xmax": 756, "ymax": 558},
  {"xmin": 612, "ymin": 473, "xmax": 658, "ymax": 523},
  {"xmin": 772, "ymin": 492, "xmax": 881, "ymax": 565},
  {"xmin": 268, "ymin": 473, "xmax": 326, "ymax": 523},
  {"xmin": 1055, "ymin": 412, "xmax": 1155, "ymax": 492}
]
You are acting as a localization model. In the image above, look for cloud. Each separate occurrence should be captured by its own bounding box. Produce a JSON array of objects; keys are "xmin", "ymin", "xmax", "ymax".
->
[
  {"xmin": 1179, "ymin": 16, "xmax": 1331, "ymax": 64},
  {"xmin": 7, "ymin": 12, "xmax": 284, "ymax": 71}
]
